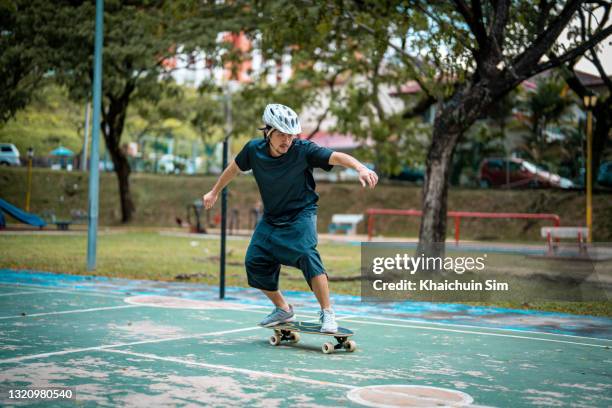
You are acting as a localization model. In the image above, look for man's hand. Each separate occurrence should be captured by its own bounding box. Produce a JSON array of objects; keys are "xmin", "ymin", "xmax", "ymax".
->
[
  {"xmin": 202, "ymin": 190, "xmax": 219, "ymax": 210},
  {"xmin": 358, "ymin": 167, "xmax": 378, "ymax": 188}
]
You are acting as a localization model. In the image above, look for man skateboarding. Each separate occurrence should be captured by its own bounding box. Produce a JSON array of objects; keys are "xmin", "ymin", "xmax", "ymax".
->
[{"xmin": 203, "ymin": 103, "xmax": 378, "ymax": 333}]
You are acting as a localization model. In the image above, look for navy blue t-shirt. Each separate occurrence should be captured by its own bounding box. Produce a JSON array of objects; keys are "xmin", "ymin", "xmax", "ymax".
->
[{"xmin": 234, "ymin": 138, "xmax": 334, "ymax": 225}]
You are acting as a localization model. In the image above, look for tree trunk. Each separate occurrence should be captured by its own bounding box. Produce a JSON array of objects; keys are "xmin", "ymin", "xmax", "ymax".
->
[
  {"xmin": 418, "ymin": 84, "xmax": 495, "ymax": 256},
  {"xmin": 108, "ymin": 141, "xmax": 134, "ymax": 223},
  {"xmin": 592, "ymin": 96, "xmax": 611, "ymax": 182},
  {"xmin": 101, "ymin": 82, "xmax": 136, "ymax": 223},
  {"xmin": 418, "ymin": 139, "xmax": 455, "ymax": 249}
]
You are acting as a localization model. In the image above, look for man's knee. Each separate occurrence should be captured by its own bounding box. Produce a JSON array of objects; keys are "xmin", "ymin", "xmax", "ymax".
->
[
  {"xmin": 247, "ymin": 273, "xmax": 278, "ymax": 291},
  {"xmin": 245, "ymin": 257, "xmax": 281, "ymax": 292},
  {"xmin": 297, "ymin": 253, "xmax": 326, "ymax": 290}
]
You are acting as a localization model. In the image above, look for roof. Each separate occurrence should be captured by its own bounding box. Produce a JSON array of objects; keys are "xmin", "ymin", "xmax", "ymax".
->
[
  {"xmin": 388, "ymin": 69, "xmax": 608, "ymax": 96},
  {"xmin": 50, "ymin": 146, "xmax": 74, "ymax": 156},
  {"xmin": 300, "ymin": 132, "xmax": 371, "ymax": 150},
  {"xmin": 389, "ymin": 81, "xmax": 423, "ymax": 96},
  {"xmin": 575, "ymin": 70, "xmax": 608, "ymax": 87}
]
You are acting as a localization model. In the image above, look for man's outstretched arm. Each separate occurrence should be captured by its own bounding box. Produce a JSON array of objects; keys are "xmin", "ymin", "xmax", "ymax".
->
[
  {"xmin": 329, "ymin": 152, "xmax": 378, "ymax": 188},
  {"xmin": 202, "ymin": 160, "xmax": 241, "ymax": 209}
]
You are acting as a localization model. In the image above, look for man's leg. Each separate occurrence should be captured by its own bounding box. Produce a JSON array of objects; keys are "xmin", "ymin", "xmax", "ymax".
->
[
  {"xmin": 311, "ymin": 273, "xmax": 337, "ymax": 333},
  {"xmin": 311, "ymin": 274, "xmax": 331, "ymax": 310},
  {"xmin": 261, "ymin": 289, "xmax": 291, "ymax": 312}
]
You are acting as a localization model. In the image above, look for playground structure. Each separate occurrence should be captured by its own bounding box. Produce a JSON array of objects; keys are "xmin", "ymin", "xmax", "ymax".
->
[
  {"xmin": 0, "ymin": 198, "xmax": 46, "ymax": 229},
  {"xmin": 0, "ymin": 198, "xmax": 90, "ymax": 231},
  {"xmin": 1, "ymin": 271, "xmax": 610, "ymax": 407},
  {"xmin": 365, "ymin": 208, "xmax": 561, "ymax": 244}
]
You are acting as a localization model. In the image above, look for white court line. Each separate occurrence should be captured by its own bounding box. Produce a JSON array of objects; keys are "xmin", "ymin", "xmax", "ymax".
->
[
  {"xmin": 3, "ymin": 281, "xmax": 610, "ymax": 343},
  {"xmin": 0, "ymin": 283, "xmax": 125, "ymax": 299},
  {"xmin": 235, "ymin": 309, "xmax": 610, "ymax": 346},
  {"xmin": 0, "ymin": 305, "xmax": 142, "ymax": 320},
  {"xmin": 331, "ymin": 312, "xmax": 612, "ymax": 343},
  {"xmin": 341, "ymin": 319, "xmax": 611, "ymax": 348},
  {"xmin": 0, "ymin": 314, "xmax": 353, "ymax": 365},
  {"xmin": 2, "ymin": 281, "xmax": 608, "ymax": 346},
  {"xmin": 0, "ymin": 326, "xmax": 261, "ymax": 365},
  {"xmin": 103, "ymin": 349, "xmax": 355, "ymax": 390},
  {"xmin": 220, "ymin": 304, "xmax": 612, "ymax": 343},
  {"xmin": 0, "ymin": 290, "xmax": 67, "ymax": 297}
]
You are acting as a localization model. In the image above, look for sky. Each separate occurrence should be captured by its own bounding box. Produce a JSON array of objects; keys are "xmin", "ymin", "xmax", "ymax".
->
[
  {"xmin": 563, "ymin": 8, "xmax": 611, "ymax": 77},
  {"xmin": 573, "ymin": 39, "xmax": 611, "ymax": 77}
]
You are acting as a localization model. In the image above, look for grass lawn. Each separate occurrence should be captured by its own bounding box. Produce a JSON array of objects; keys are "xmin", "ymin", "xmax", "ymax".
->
[{"xmin": 0, "ymin": 229, "xmax": 610, "ymax": 317}]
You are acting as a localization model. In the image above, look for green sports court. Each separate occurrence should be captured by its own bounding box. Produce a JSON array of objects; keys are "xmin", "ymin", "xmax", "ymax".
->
[
  {"xmin": 3, "ymin": 0, "xmax": 612, "ymax": 406},
  {"xmin": 1, "ymin": 269, "xmax": 610, "ymax": 407}
]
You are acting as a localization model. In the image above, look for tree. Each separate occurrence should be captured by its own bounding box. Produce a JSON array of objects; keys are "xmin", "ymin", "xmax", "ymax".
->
[
  {"xmin": 125, "ymin": 81, "xmax": 202, "ymax": 173},
  {"xmin": 520, "ymin": 75, "xmax": 572, "ymax": 163},
  {"xmin": 5, "ymin": 0, "xmax": 253, "ymax": 222},
  {"xmin": 255, "ymin": 1, "xmax": 611, "ymax": 254},
  {"xmin": 405, "ymin": 1, "xmax": 611, "ymax": 253},
  {"xmin": 0, "ymin": 84, "xmax": 85, "ymax": 155},
  {"xmin": 561, "ymin": 2, "xmax": 612, "ymax": 184},
  {"xmin": 449, "ymin": 90, "xmax": 520, "ymax": 187},
  {"xmin": 0, "ymin": 0, "xmax": 60, "ymax": 124},
  {"xmin": 253, "ymin": 1, "xmax": 430, "ymax": 174},
  {"xmin": 310, "ymin": 1, "xmax": 611, "ymax": 253}
]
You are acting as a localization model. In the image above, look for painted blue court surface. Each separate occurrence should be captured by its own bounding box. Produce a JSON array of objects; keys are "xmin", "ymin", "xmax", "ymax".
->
[{"xmin": 0, "ymin": 269, "xmax": 611, "ymax": 407}]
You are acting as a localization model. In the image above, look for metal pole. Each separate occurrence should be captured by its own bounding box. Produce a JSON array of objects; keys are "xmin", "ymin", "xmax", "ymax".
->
[
  {"xmin": 81, "ymin": 102, "xmax": 91, "ymax": 171},
  {"xmin": 154, "ymin": 135, "xmax": 159, "ymax": 174},
  {"xmin": 505, "ymin": 153, "xmax": 510, "ymax": 189},
  {"xmin": 220, "ymin": 138, "xmax": 227, "ymax": 300},
  {"xmin": 220, "ymin": 87, "xmax": 232, "ymax": 299},
  {"xmin": 87, "ymin": 0, "xmax": 104, "ymax": 271},
  {"xmin": 585, "ymin": 102, "xmax": 593, "ymax": 243},
  {"xmin": 25, "ymin": 148, "xmax": 33, "ymax": 212}
]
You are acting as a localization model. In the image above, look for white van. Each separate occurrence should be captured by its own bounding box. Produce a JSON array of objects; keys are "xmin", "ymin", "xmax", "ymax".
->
[{"xmin": 0, "ymin": 143, "xmax": 21, "ymax": 166}]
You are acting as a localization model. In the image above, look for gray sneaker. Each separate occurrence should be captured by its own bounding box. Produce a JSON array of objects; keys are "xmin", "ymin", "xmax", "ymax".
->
[
  {"xmin": 259, "ymin": 304, "xmax": 295, "ymax": 327},
  {"xmin": 319, "ymin": 308, "xmax": 338, "ymax": 333}
]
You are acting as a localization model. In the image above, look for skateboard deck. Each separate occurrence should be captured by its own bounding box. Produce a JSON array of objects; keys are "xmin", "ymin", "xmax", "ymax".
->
[{"xmin": 266, "ymin": 321, "xmax": 356, "ymax": 354}]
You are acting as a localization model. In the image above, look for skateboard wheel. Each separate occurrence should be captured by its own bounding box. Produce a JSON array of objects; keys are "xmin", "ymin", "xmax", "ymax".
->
[
  {"xmin": 289, "ymin": 332, "xmax": 300, "ymax": 343},
  {"xmin": 322, "ymin": 342, "xmax": 334, "ymax": 354},
  {"xmin": 269, "ymin": 334, "xmax": 281, "ymax": 346},
  {"xmin": 344, "ymin": 340, "xmax": 357, "ymax": 352}
]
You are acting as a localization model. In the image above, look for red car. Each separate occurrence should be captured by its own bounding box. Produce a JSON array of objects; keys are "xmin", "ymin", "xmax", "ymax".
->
[{"xmin": 479, "ymin": 158, "xmax": 574, "ymax": 189}]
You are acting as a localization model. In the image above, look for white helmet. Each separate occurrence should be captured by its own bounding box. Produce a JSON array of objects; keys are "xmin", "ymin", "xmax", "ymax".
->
[{"xmin": 262, "ymin": 103, "xmax": 302, "ymax": 135}]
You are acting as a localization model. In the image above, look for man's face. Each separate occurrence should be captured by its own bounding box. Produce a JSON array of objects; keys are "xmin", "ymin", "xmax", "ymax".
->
[{"xmin": 268, "ymin": 129, "xmax": 296, "ymax": 155}]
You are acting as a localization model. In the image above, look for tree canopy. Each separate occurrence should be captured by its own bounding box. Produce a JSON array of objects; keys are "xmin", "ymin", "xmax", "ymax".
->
[{"xmin": 3, "ymin": 0, "xmax": 610, "ymax": 238}]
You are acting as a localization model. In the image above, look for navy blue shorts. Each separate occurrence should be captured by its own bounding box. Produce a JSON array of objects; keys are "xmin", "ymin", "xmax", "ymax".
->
[{"xmin": 245, "ymin": 213, "xmax": 326, "ymax": 291}]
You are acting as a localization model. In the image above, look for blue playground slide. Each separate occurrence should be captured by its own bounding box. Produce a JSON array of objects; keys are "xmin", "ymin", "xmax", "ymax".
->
[{"xmin": 0, "ymin": 198, "xmax": 46, "ymax": 228}]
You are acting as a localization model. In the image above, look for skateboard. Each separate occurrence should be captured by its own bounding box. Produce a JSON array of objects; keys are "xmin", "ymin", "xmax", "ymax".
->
[{"xmin": 266, "ymin": 321, "xmax": 356, "ymax": 354}]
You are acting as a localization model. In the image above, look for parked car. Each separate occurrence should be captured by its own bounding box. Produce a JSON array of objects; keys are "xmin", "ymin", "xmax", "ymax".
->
[
  {"xmin": 597, "ymin": 161, "xmax": 612, "ymax": 187},
  {"xmin": 479, "ymin": 158, "xmax": 574, "ymax": 189},
  {"xmin": 0, "ymin": 143, "xmax": 21, "ymax": 166}
]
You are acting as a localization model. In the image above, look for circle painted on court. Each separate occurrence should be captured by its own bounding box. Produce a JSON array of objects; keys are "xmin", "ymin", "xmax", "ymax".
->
[
  {"xmin": 124, "ymin": 295, "xmax": 250, "ymax": 310},
  {"xmin": 346, "ymin": 385, "xmax": 474, "ymax": 407}
]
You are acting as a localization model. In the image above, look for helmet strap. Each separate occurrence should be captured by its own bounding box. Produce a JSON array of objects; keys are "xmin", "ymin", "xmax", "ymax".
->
[{"xmin": 261, "ymin": 125, "xmax": 273, "ymax": 141}]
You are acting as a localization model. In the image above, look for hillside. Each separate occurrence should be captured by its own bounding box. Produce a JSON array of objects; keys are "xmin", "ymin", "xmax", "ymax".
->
[{"xmin": 1, "ymin": 167, "xmax": 611, "ymax": 241}]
